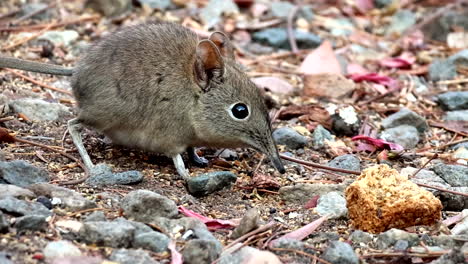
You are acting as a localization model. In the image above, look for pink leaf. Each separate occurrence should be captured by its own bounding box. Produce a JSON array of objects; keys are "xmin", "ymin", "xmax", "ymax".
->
[
  {"xmin": 380, "ymin": 53, "xmax": 415, "ymax": 69},
  {"xmin": 269, "ymin": 215, "xmax": 328, "ymax": 246},
  {"xmin": 252, "ymin": 76, "xmax": 294, "ymax": 94},
  {"xmin": 355, "ymin": 0, "xmax": 374, "ymax": 13},
  {"xmin": 347, "ymin": 63, "xmax": 368, "ymax": 75},
  {"xmin": 348, "ymin": 73, "xmax": 400, "ymax": 89},
  {"xmin": 178, "ymin": 206, "xmax": 238, "ymax": 230},
  {"xmin": 352, "ymin": 135, "xmax": 404, "ymax": 152},
  {"xmin": 169, "ymin": 241, "xmax": 183, "ymax": 264},
  {"xmin": 300, "ymin": 40, "xmax": 342, "ymax": 75}
]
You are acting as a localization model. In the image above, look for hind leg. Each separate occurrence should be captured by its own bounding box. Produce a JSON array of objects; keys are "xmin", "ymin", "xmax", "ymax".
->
[{"xmin": 68, "ymin": 118, "xmax": 94, "ymax": 170}]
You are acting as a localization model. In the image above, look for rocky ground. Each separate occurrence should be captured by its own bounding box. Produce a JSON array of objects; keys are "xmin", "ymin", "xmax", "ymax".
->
[{"xmin": 0, "ymin": 0, "xmax": 467, "ymax": 263}]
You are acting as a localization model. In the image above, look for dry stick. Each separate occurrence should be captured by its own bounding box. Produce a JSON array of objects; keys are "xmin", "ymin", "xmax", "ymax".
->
[
  {"xmin": 286, "ymin": 5, "xmax": 300, "ymax": 54},
  {"xmin": 280, "ymin": 154, "xmax": 361, "ymax": 175},
  {"xmin": 11, "ymin": 2, "xmax": 56, "ymax": 25},
  {"xmin": 5, "ymin": 69, "xmax": 73, "ymax": 95},
  {"xmin": 410, "ymin": 153, "xmax": 438, "ymax": 178},
  {"xmin": 429, "ymin": 120, "xmax": 468, "ymax": 137},
  {"xmin": 0, "ymin": 15, "xmax": 100, "ymax": 32},
  {"xmin": 224, "ymin": 221, "xmax": 277, "ymax": 251},
  {"xmin": 2, "ymin": 24, "xmax": 53, "ymax": 51},
  {"xmin": 0, "ymin": 116, "xmax": 14, "ymax": 122}
]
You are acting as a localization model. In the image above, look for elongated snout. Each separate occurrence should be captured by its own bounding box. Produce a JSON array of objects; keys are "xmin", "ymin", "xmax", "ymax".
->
[{"xmin": 262, "ymin": 135, "xmax": 285, "ymax": 174}]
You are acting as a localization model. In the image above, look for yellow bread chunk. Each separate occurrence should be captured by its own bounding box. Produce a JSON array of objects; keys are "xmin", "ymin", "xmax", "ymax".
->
[{"xmin": 345, "ymin": 164, "xmax": 442, "ymax": 233}]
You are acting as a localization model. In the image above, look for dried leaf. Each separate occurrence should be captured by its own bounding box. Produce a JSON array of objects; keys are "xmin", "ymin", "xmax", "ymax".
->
[
  {"xmin": 352, "ymin": 135, "xmax": 404, "ymax": 152},
  {"xmin": 269, "ymin": 215, "xmax": 328, "ymax": 245},
  {"xmin": 178, "ymin": 206, "xmax": 238, "ymax": 229},
  {"xmin": 303, "ymin": 195, "xmax": 319, "ymax": 209},
  {"xmin": 303, "ymin": 73, "xmax": 355, "ymax": 98},
  {"xmin": 252, "ymin": 76, "xmax": 295, "ymax": 94},
  {"xmin": 0, "ymin": 127, "xmax": 16, "ymax": 143},
  {"xmin": 300, "ymin": 41, "xmax": 342, "ymax": 75},
  {"xmin": 251, "ymin": 172, "xmax": 281, "ymax": 189}
]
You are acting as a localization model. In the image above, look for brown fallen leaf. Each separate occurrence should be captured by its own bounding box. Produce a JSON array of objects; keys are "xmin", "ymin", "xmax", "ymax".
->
[
  {"xmin": 303, "ymin": 73, "xmax": 355, "ymax": 98},
  {"xmin": 300, "ymin": 40, "xmax": 342, "ymax": 75},
  {"xmin": 278, "ymin": 105, "xmax": 332, "ymax": 128},
  {"xmin": 252, "ymin": 76, "xmax": 295, "ymax": 94},
  {"xmin": 251, "ymin": 172, "xmax": 281, "ymax": 189}
]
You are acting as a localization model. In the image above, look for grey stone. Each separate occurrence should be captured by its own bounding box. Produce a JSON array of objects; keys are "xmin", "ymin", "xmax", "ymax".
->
[
  {"xmin": 273, "ymin": 127, "xmax": 308, "ymax": 150},
  {"xmin": 151, "ymin": 217, "xmax": 222, "ymax": 252},
  {"xmin": 423, "ymin": 10, "xmax": 468, "ymax": 41},
  {"xmin": 85, "ymin": 163, "xmax": 143, "ymax": 186},
  {"xmin": 85, "ymin": 0, "xmax": 132, "ymax": 17},
  {"xmin": 219, "ymin": 245, "xmax": 282, "ymax": 264},
  {"xmin": 432, "ymin": 163, "xmax": 468, "ymax": 187},
  {"xmin": 84, "ymin": 211, "xmax": 106, "ymax": 222},
  {"xmin": 452, "ymin": 142, "xmax": 468, "ymax": 151},
  {"xmin": 253, "ymin": 28, "xmax": 322, "ymax": 50},
  {"xmin": 200, "ymin": 0, "xmax": 239, "ymax": 29},
  {"xmin": 0, "ymin": 252, "xmax": 13, "ymax": 264},
  {"xmin": 374, "ymin": 0, "xmax": 393, "ymax": 8},
  {"xmin": 0, "ymin": 212, "xmax": 9, "ymax": 232},
  {"xmin": 429, "ymin": 248, "xmax": 465, "ymax": 264},
  {"xmin": 0, "ymin": 196, "xmax": 51, "ymax": 217},
  {"xmin": 386, "ymin": 9, "xmax": 416, "ymax": 35},
  {"xmin": 0, "ymin": 184, "xmax": 35, "ymax": 199},
  {"xmin": 311, "ymin": 125, "xmax": 334, "ymax": 149},
  {"xmin": 0, "ymin": 160, "xmax": 49, "ymax": 187},
  {"xmin": 78, "ymin": 220, "xmax": 135, "ymax": 248},
  {"xmin": 432, "ymin": 235, "xmax": 466, "ymax": 249},
  {"xmin": 327, "ymin": 154, "xmax": 360, "ymax": 173},
  {"xmin": 39, "ymin": 30, "xmax": 79, "ymax": 47},
  {"xmin": 453, "ymin": 147, "xmax": 468, "ymax": 160},
  {"xmin": 187, "ymin": 171, "xmax": 237, "ymax": 196},
  {"xmin": 217, "ymin": 149, "xmax": 238, "ymax": 160},
  {"xmin": 271, "ymin": 239, "xmax": 318, "ymax": 263},
  {"xmin": 331, "ymin": 112, "xmax": 361, "ymax": 137},
  {"xmin": 316, "ymin": 192, "xmax": 348, "ymax": 219},
  {"xmin": 182, "ymin": 239, "xmax": 221, "ymax": 264},
  {"xmin": 462, "ymin": 242, "xmax": 468, "ymax": 254},
  {"xmin": 380, "ymin": 125, "xmax": 420, "ymax": 149},
  {"xmin": 349, "ymin": 230, "xmax": 373, "ymax": 244},
  {"xmin": 451, "ymin": 210, "xmax": 468, "ymax": 235},
  {"xmin": 326, "ymin": 18, "xmax": 354, "ymax": 37},
  {"xmin": 437, "ymin": 91, "xmax": 468, "ymax": 111},
  {"xmin": 444, "ymin": 110, "xmax": 468, "ymax": 121},
  {"xmin": 43, "ymin": 240, "xmax": 82, "ymax": 259},
  {"xmin": 280, "ymin": 183, "xmax": 347, "ymax": 204},
  {"xmin": 270, "ymin": 1, "xmax": 295, "ymax": 18},
  {"xmin": 113, "ymin": 217, "xmax": 153, "ymax": 236},
  {"xmin": 376, "ymin": 228, "xmax": 419, "ymax": 249},
  {"xmin": 394, "ymin": 240, "xmax": 409, "ymax": 251},
  {"xmin": 428, "ymin": 59, "xmax": 457, "ymax": 81},
  {"xmin": 231, "ymin": 208, "xmax": 260, "ymax": 239},
  {"xmin": 28, "ymin": 183, "xmax": 96, "ymax": 211},
  {"xmin": 121, "ymin": 190, "xmax": 178, "ymax": 222},
  {"xmin": 10, "ymin": 98, "xmax": 70, "ymax": 122},
  {"xmin": 381, "ymin": 108, "xmax": 428, "ymax": 133},
  {"xmin": 133, "ymin": 231, "xmax": 169, "ymax": 253},
  {"xmin": 322, "ymin": 241, "xmax": 359, "ymax": 264},
  {"xmin": 19, "ymin": 3, "xmax": 51, "ymax": 20},
  {"xmin": 138, "ymin": 0, "xmax": 172, "ymax": 10},
  {"xmin": 109, "ymin": 249, "xmax": 160, "ymax": 264},
  {"xmin": 449, "ymin": 49, "xmax": 468, "ymax": 67},
  {"xmin": 14, "ymin": 215, "xmax": 47, "ymax": 231}
]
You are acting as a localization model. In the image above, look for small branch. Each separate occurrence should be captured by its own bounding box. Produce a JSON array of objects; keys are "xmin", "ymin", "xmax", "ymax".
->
[
  {"xmin": 4, "ymin": 69, "xmax": 73, "ymax": 95},
  {"xmin": 224, "ymin": 221, "xmax": 277, "ymax": 251},
  {"xmin": 416, "ymin": 182, "xmax": 468, "ymax": 197},
  {"xmin": 410, "ymin": 153, "xmax": 438, "ymax": 178},
  {"xmin": 2, "ymin": 24, "xmax": 53, "ymax": 51},
  {"xmin": 269, "ymin": 247, "xmax": 332, "ymax": 264},
  {"xmin": 287, "ymin": 5, "xmax": 300, "ymax": 54},
  {"xmin": 280, "ymin": 154, "xmax": 361, "ymax": 175},
  {"xmin": 0, "ymin": 15, "xmax": 100, "ymax": 32}
]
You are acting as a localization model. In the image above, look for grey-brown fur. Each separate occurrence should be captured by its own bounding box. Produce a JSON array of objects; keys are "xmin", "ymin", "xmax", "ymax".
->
[{"xmin": 0, "ymin": 22, "xmax": 285, "ymax": 179}]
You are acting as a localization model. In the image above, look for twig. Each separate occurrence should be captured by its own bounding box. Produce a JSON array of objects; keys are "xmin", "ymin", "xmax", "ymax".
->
[
  {"xmin": 0, "ymin": 9, "xmax": 20, "ymax": 23},
  {"xmin": 0, "ymin": 15, "xmax": 100, "ymax": 32},
  {"xmin": 269, "ymin": 247, "xmax": 332, "ymax": 264},
  {"xmin": 437, "ymin": 138, "xmax": 468, "ymax": 149},
  {"xmin": 4, "ymin": 69, "xmax": 73, "ymax": 95},
  {"xmin": 11, "ymin": 2, "xmax": 56, "ymax": 25},
  {"xmin": 429, "ymin": 120, "xmax": 468, "ymax": 137},
  {"xmin": 224, "ymin": 221, "xmax": 277, "ymax": 251},
  {"xmin": 416, "ymin": 182, "xmax": 468, "ymax": 197},
  {"xmin": 279, "ymin": 154, "xmax": 361, "ymax": 175},
  {"xmin": 287, "ymin": 5, "xmax": 300, "ymax": 54},
  {"xmin": 410, "ymin": 153, "xmax": 438, "ymax": 178},
  {"xmin": 0, "ymin": 116, "xmax": 14, "ymax": 122},
  {"xmin": 437, "ymin": 78, "xmax": 468, "ymax": 85},
  {"xmin": 2, "ymin": 24, "xmax": 53, "ymax": 51}
]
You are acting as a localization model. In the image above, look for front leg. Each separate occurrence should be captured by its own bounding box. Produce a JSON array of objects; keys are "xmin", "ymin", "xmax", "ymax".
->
[
  {"xmin": 187, "ymin": 147, "xmax": 209, "ymax": 167},
  {"xmin": 172, "ymin": 154, "xmax": 190, "ymax": 181}
]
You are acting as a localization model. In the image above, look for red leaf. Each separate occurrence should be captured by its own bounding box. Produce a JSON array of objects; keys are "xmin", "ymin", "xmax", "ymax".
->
[
  {"xmin": 269, "ymin": 215, "xmax": 328, "ymax": 246},
  {"xmin": 300, "ymin": 41, "xmax": 342, "ymax": 75},
  {"xmin": 379, "ymin": 53, "xmax": 415, "ymax": 69},
  {"xmin": 303, "ymin": 195, "xmax": 320, "ymax": 209},
  {"xmin": 178, "ymin": 206, "xmax": 238, "ymax": 230},
  {"xmin": 352, "ymin": 135, "xmax": 404, "ymax": 152},
  {"xmin": 348, "ymin": 73, "xmax": 399, "ymax": 89}
]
